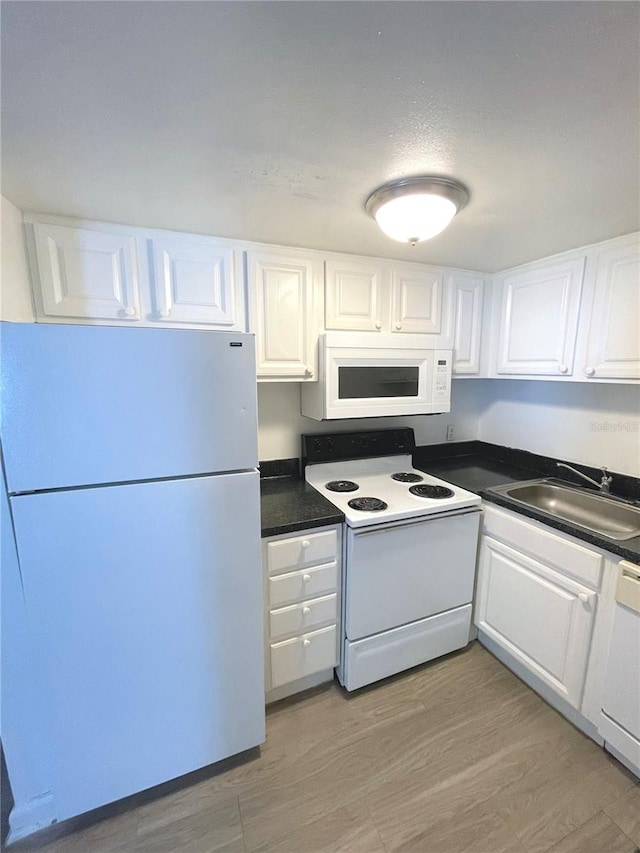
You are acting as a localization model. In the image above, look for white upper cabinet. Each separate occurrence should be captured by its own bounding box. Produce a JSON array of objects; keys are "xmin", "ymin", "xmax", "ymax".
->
[
  {"xmin": 31, "ymin": 223, "xmax": 141, "ymax": 322},
  {"xmin": 495, "ymin": 258, "xmax": 585, "ymax": 376},
  {"xmin": 28, "ymin": 218, "xmax": 247, "ymax": 331},
  {"xmin": 247, "ymin": 249, "xmax": 323, "ymax": 381},
  {"xmin": 446, "ymin": 273, "xmax": 484, "ymax": 375},
  {"xmin": 324, "ymin": 258, "xmax": 386, "ymax": 331},
  {"xmin": 581, "ymin": 239, "xmax": 640, "ymax": 380},
  {"xmin": 145, "ymin": 234, "xmax": 243, "ymax": 329},
  {"xmin": 390, "ymin": 264, "xmax": 443, "ymax": 334},
  {"xmin": 324, "ymin": 256, "xmax": 446, "ymax": 336}
]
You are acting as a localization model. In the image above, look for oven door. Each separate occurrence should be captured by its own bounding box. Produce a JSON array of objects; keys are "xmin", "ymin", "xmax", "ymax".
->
[{"xmin": 344, "ymin": 509, "xmax": 481, "ymax": 640}]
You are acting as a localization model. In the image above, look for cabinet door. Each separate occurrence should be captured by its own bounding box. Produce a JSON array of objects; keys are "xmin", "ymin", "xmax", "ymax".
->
[
  {"xmin": 583, "ymin": 241, "xmax": 640, "ymax": 380},
  {"xmin": 325, "ymin": 258, "xmax": 386, "ymax": 331},
  {"xmin": 448, "ymin": 274, "xmax": 484, "ymax": 374},
  {"xmin": 496, "ymin": 258, "xmax": 585, "ymax": 376},
  {"xmin": 147, "ymin": 235, "xmax": 244, "ymax": 329},
  {"xmin": 390, "ymin": 265, "xmax": 443, "ymax": 333},
  {"xmin": 476, "ymin": 536, "xmax": 596, "ymax": 708},
  {"xmin": 32, "ymin": 223, "xmax": 141, "ymax": 322},
  {"xmin": 248, "ymin": 250, "xmax": 321, "ymax": 380}
]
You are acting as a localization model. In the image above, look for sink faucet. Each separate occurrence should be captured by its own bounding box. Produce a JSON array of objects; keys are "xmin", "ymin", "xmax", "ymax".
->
[{"xmin": 556, "ymin": 462, "xmax": 613, "ymax": 494}]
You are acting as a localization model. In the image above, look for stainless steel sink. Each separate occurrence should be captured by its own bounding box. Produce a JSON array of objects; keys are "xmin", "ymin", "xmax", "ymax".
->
[{"xmin": 489, "ymin": 479, "xmax": 640, "ymax": 541}]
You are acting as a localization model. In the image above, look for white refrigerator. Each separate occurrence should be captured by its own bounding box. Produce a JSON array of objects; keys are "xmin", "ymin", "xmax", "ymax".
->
[{"xmin": 1, "ymin": 322, "xmax": 265, "ymax": 828}]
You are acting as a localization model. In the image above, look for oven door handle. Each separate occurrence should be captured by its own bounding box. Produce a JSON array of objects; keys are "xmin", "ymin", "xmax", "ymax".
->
[{"xmin": 352, "ymin": 507, "xmax": 482, "ymax": 536}]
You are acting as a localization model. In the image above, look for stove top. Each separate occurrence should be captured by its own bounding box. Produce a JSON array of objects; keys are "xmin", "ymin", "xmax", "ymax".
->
[{"xmin": 305, "ymin": 454, "xmax": 481, "ymax": 528}]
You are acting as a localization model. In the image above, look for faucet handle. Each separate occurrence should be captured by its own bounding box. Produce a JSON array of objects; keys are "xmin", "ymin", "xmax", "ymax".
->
[{"xmin": 600, "ymin": 467, "xmax": 613, "ymax": 488}]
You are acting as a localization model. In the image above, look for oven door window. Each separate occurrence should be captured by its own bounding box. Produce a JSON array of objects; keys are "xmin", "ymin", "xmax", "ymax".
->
[{"xmin": 338, "ymin": 366, "xmax": 419, "ymax": 399}]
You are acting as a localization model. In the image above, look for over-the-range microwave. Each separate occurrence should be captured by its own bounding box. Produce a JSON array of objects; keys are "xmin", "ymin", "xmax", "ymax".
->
[{"xmin": 301, "ymin": 332, "xmax": 453, "ymax": 420}]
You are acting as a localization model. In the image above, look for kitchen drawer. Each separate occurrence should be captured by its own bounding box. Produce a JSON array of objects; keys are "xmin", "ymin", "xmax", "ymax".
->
[
  {"xmin": 266, "ymin": 529, "xmax": 338, "ymax": 576},
  {"xmin": 270, "ymin": 624, "xmax": 338, "ymax": 689},
  {"xmin": 482, "ymin": 504, "xmax": 603, "ymax": 589},
  {"xmin": 268, "ymin": 561, "xmax": 338, "ymax": 609},
  {"xmin": 269, "ymin": 593, "xmax": 338, "ymax": 641}
]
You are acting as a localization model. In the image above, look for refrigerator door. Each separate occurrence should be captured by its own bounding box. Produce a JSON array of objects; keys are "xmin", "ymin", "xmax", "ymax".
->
[
  {"xmin": 10, "ymin": 471, "xmax": 264, "ymax": 822},
  {"xmin": 1, "ymin": 323, "xmax": 258, "ymax": 493}
]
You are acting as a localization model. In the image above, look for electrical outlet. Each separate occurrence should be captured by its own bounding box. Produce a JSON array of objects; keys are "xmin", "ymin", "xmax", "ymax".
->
[{"xmin": 446, "ymin": 424, "xmax": 455, "ymax": 441}]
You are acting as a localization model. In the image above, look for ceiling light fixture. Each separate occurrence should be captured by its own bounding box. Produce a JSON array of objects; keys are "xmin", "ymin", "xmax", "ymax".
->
[{"xmin": 365, "ymin": 176, "xmax": 470, "ymax": 245}]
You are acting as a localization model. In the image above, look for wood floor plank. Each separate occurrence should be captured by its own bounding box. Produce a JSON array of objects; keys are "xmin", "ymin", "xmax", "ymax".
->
[
  {"xmin": 250, "ymin": 800, "xmax": 387, "ymax": 853},
  {"xmin": 379, "ymin": 805, "xmax": 527, "ymax": 853},
  {"xmin": 135, "ymin": 791, "xmax": 244, "ymax": 853},
  {"xmin": 545, "ymin": 811, "xmax": 637, "ymax": 853},
  {"xmin": 491, "ymin": 744, "xmax": 636, "ymax": 853},
  {"xmin": 603, "ymin": 784, "xmax": 640, "ymax": 847}
]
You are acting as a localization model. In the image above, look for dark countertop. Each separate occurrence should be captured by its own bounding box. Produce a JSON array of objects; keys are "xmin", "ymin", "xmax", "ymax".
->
[
  {"xmin": 260, "ymin": 477, "xmax": 344, "ymax": 538},
  {"xmin": 414, "ymin": 447, "xmax": 640, "ymax": 564}
]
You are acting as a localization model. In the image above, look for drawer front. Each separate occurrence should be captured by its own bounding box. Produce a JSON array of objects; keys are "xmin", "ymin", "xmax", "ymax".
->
[
  {"xmin": 268, "ymin": 561, "xmax": 338, "ymax": 608},
  {"xmin": 269, "ymin": 593, "xmax": 338, "ymax": 641},
  {"xmin": 482, "ymin": 504, "xmax": 603, "ymax": 589},
  {"xmin": 267, "ymin": 529, "xmax": 338, "ymax": 576},
  {"xmin": 270, "ymin": 625, "xmax": 338, "ymax": 689}
]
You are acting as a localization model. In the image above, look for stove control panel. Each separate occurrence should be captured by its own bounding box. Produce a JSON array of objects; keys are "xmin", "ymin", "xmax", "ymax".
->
[{"xmin": 302, "ymin": 428, "xmax": 416, "ymax": 465}]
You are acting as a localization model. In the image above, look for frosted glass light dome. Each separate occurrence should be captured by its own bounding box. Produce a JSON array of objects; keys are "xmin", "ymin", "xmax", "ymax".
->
[{"xmin": 365, "ymin": 177, "xmax": 469, "ymax": 245}]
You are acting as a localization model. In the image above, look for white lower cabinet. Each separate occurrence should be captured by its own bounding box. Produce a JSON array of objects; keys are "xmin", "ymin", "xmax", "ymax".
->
[
  {"xmin": 476, "ymin": 505, "xmax": 604, "ymax": 712},
  {"xmin": 476, "ymin": 535, "xmax": 596, "ymax": 707},
  {"xmin": 263, "ymin": 525, "xmax": 341, "ymax": 702}
]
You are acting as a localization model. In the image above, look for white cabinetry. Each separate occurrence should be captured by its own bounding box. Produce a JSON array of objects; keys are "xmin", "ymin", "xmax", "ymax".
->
[
  {"xmin": 263, "ymin": 525, "xmax": 341, "ymax": 702},
  {"xmin": 389, "ymin": 264, "xmax": 443, "ymax": 333},
  {"xmin": 247, "ymin": 249, "xmax": 323, "ymax": 381},
  {"xmin": 582, "ymin": 239, "xmax": 640, "ymax": 380},
  {"xmin": 325, "ymin": 257, "xmax": 444, "ymax": 336},
  {"xmin": 494, "ymin": 258, "xmax": 585, "ymax": 376},
  {"xmin": 476, "ymin": 505, "xmax": 602, "ymax": 710},
  {"xmin": 446, "ymin": 273, "xmax": 484, "ymax": 375},
  {"xmin": 324, "ymin": 258, "xmax": 386, "ymax": 331},
  {"xmin": 27, "ymin": 217, "xmax": 247, "ymax": 331},
  {"xmin": 598, "ymin": 560, "xmax": 640, "ymax": 775},
  {"xmin": 30, "ymin": 222, "xmax": 142, "ymax": 323},
  {"xmin": 145, "ymin": 234, "xmax": 243, "ymax": 329}
]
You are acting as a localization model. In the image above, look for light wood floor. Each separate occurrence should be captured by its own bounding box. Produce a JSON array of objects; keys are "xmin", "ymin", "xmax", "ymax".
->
[{"xmin": 11, "ymin": 643, "xmax": 640, "ymax": 853}]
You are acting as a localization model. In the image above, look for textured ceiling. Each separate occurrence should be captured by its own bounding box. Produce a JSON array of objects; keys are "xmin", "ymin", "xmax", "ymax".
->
[{"xmin": 2, "ymin": 1, "xmax": 639, "ymax": 272}]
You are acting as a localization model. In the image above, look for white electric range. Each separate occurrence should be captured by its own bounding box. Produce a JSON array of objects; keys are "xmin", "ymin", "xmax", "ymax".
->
[{"xmin": 303, "ymin": 428, "xmax": 482, "ymax": 691}]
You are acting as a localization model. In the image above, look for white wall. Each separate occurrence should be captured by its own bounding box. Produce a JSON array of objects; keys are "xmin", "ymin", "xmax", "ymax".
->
[
  {"xmin": 0, "ymin": 196, "xmax": 34, "ymax": 322},
  {"xmin": 257, "ymin": 380, "xmax": 487, "ymax": 461},
  {"xmin": 259, "ymin": 379, "xmax": 640, "ymax": 477},
  {"xmin": 478, "ymin": 380, "xmax": 640, "ymax": 477}
]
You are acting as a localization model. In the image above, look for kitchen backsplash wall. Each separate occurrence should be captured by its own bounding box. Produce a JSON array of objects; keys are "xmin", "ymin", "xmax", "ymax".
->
[
  {"xmin": 257, "ymin": 381, "xmax": 488, "ymax": 461},
  {"xmin": 258, "ymin": 380, "xmax": 640, "ymax": 478},
  {"xmin": 478, "ymin": 380, "xmax": 640, "ymax": 478}
]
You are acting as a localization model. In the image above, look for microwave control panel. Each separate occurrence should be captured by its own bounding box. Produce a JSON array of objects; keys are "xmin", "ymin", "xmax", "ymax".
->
[{"xmin": 432, "ymin": 352, "xmax": 452, "ymax": 400}]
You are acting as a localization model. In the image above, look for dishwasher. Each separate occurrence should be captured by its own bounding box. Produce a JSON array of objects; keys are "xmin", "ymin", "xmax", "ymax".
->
[{"xmin": 599, "ymin": 560, "xmax": 640, "ymax": 776}]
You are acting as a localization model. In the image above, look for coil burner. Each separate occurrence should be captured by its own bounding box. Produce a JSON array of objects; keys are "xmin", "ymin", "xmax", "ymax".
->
[
  {"xmin": 325, "ymin": 480, "xmax": 359, "ymax": 492},
  {"xmin": 409, "ymin": 484, "xmax": 455, "ymax": 499},
  {"xmin": 391, "ymin": 472, "xmax": 424, "ymax": 483},
  {"xmin": 347, "ymin": 497, "xmax": 388, "ymax": 512}
]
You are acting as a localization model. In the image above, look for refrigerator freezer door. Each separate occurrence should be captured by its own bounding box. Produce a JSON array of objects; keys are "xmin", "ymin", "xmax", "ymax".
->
[
  {"xmin": 1, "ymin": 323, "xmax": 258, "ymax": 493},
  {"xmin": 10, "ymin": 471, "xmax": 264, "ymax": 822}
]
